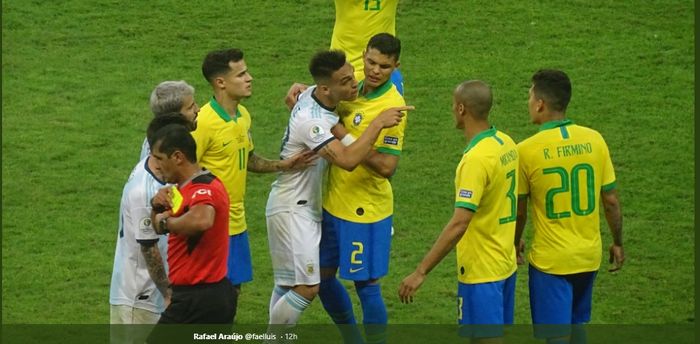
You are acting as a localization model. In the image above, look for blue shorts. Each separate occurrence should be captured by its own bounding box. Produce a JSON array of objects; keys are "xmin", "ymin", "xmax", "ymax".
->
[
  {"xmin": 457, "ymin": 272, "xmax": 516, "ymax": 339},
  {"xmin": 226, "ymin": 231, "xmax": 253, "ymax": 285},
  {"xmin": 529, "ymin": 264, "xmax": 596, "ymax": 338},
  {"xmin": 390, "ymin": 69, "xmax": 404, "ymax": 96},
  {"xmin": 320, "ymin": 210, "xmax": 392, "ymax": 281}
]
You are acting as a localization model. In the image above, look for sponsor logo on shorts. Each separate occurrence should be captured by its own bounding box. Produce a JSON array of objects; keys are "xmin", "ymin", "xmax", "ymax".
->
[
  {"xmin": 349, "ymin": 267, "xmax": 364, "ymax": 273},
  {"xmin": 383, "ymin": 136, "xmax": 399, "ymax": 145},
  {"xmin": 459, "ymin": 189, "xmax": 473, "ymax": 198}
]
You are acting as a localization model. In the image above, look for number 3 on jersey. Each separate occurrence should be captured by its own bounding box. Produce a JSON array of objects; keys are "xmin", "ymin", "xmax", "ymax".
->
[{"xmin": 499, "ymin": 169, "xmax": 517, "ymax": 224}]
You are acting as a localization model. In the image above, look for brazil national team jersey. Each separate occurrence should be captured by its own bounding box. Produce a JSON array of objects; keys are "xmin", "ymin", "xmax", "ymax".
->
[
  {"xmin": 454, "ymin": 128, "xmax": 518, "ymax": 284},
  {"xmin": 331, "ymin": 0, "xmax": 398, "ymax": 81},
  {"xmin": 323, "ymin": 80, "xmax": 406, "ymax": 223},
  {"xmin": 191, "ymin": 97, "xmax": 254, "ymax": 236},
  {"xmin": 518, "ymin": 119, "xmax": 616, "ymax": 275}
]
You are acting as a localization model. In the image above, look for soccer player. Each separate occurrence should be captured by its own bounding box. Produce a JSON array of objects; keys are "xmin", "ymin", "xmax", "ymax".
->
[
  {"xmin": 331, "ymin": 0, "xmax": 402, "ymax": 94},
  {"xmin": 108, "ymin": 113, "xmax": 193, "ymax": 344},
  {"xmin": 149, "ymin": 123, "xmax": 236, "ymax": 325},
  {"xmin": 139, "ymin": 80, "xmax": 200, "ymax": 160},
  {"xmin": 515, "ymin": 69, "xmax": 624, "ymax": 343},
  {"xmin": 193, "ymin": 48, "xmax": 314, "ymax": 309},
  {"xmin": 399, "ymin": 80, "xmax": 518, "ymax": 343},
  {"xmin": 284, "ymin": 0, "xmax": 402, "ymax": 110},
  {"xmin": 318, "ymin": 33, "xmax": 405, "ymax": 344},
  {"xmin": 265, "ymin": 50, "xmax": 407, "ymax": 328}
]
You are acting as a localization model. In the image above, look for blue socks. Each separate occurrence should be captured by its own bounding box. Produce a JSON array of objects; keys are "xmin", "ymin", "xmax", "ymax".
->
[
  {"xmin": 356, "ymin": 281, "xmax": 387, "ymax": 344},
  {"xmin": 319, "ymin": 277, "xmax": 357, "ymax": 324}
]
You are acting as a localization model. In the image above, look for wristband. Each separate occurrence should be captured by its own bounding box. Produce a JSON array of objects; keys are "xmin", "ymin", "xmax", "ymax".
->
[{"xmin": 340, "ymin": 134, "xmax": 356, "ymax": 146}]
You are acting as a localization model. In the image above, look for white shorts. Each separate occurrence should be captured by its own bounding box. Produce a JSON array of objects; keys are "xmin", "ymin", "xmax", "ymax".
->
[{"xmin": 266, "ymin": 211, "xmax": 321, "ymax": 287}]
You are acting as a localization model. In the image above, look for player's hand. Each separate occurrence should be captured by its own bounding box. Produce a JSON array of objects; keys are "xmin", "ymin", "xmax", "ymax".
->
[
  {"xmin": 280, "ymin": 149, "xmax": 319, "ymax": 171},
  {"xmin": 164, "ymin": 287, "xmax": 172, "ymax": 309},
  {"xmin": 398, "ymin": 270, "xmax": 426, "ymax": 304},
  {"xmin": 151, "ymin": 186, "xmax": 173, "ymax": 213},
  {"xmin": 516, "ymin": 239, "xmax": 526, "ymax": 265},
  {"xmin": 373, "ymin": 105, "xmax": 414, "ymax": 129},
  {"xmin": 608, "ymin": 244, "xmax": 625, "ymax": 272},
  {"xmin": 152, "ymin": 212, "xmax": 171, "ymax": 235},
  {"xmin": 331, "ymin": 123, "xmax": 349, "ymax": 139},
  {"xmin": 284, "ymin": 83, "xmax": 309, "ymax": 111}
]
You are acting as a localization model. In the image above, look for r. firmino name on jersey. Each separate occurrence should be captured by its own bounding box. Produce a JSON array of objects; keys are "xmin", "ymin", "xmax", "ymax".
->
[
  {"xmin": 544, "ymin": 143, "xmax": 593, "ymax": 160},
  {"xmin": 500, "ymin": 149, "xmax": 518, "ymax": 166}
]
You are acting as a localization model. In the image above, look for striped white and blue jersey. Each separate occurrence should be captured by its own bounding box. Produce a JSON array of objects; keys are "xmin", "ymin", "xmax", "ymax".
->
[
  {"xmin": 266, "ymin": 86, "xmax": 338, "ymax": 221},
  {"xmin": 109, "ymin": 157, "xmax": 169, "ymax": 314}
]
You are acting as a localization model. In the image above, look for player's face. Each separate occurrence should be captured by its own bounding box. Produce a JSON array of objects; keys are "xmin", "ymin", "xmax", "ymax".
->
[
  {"xmin": 221, "ymin": 60, "xmax": 253, "ymax": 100},
  {"xmin": 362, "ymin": 48, "xmax": 398, "ymax": 89},
  {"xmin": 151, "ymin": 145, "xmax": 178, "ymax": 183},
  {"xmin": 329, "ymin": 62, "xmax": 359, "ymax": 102},
  {"xmin": 179, "ymin": 94, "xmax": 200, "ymax": 126}
]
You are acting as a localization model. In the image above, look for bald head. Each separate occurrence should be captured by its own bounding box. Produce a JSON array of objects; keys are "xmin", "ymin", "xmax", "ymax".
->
[{"xmin": 454, "ymin": 80, "xmax": 493, "ymax": 120}]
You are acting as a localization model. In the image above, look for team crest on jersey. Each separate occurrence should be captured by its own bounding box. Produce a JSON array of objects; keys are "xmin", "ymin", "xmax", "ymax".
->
[
  {"xmin": 459, "ymin": 189, "xmax": 473, "ymax": 198},
  {"xmin": 309, "ymin": 125, "xmax": 326, "ymax": 143},
  {"xmin": 353, "ymin": 113, "xmax": 363, "ymax": 126}
]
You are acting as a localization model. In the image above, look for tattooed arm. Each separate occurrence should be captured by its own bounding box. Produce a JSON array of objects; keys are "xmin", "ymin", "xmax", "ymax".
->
[
  {"xmin": 247, "ymin": 150, "xmax": 317, "ymax": 173},
  {"xmin": 140, "ymin": 242, "xmax": 171, "ymax": 303}
]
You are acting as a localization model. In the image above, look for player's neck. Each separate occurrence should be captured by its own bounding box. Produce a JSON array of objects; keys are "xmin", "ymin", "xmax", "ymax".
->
[
  {"xmin": 464, "ymin": 121, "xmax": 491, "ymax": 143},
  {"xmin": 175, "ymin": 164, "xmax": 205, "ymax": 187},
  {"xmin": 213, "ymin": 92, "xmax": 240, "ymax": 117},
  {"xmin": 539, "ymin": 112, "xmax": 566, "ymax": 124},
  {"xmin": 312, "ymin": 87, "xmax": 338, "ymax": 110}
]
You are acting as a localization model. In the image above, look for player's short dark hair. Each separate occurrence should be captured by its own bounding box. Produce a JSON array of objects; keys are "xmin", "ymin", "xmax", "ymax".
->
[
  {"xmin": 202, "ymin": 48, "xmax": 244, "ymax": 83},
  {"xmin": 147, "ymin": 112, "xmax": 195, "ymax": 147},
  {"xmin": 531, "ymin": 69, "xmax": 572, "ymax": 112},
  {"xmin": 150, "ymin": 123, "xmax": 197, "ymax": 163},
  {"xmin": 309, "ymin": 50, "xmax": 346, "ymax": 84},
  {"xmin": 367, "ymin": 33, "xmax": 401, "ymax": 61}
]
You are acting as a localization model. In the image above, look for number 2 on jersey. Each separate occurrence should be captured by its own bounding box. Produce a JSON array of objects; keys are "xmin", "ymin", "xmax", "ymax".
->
[
  {"xmin": 364, "ymin": 0, "xmax": 381, "ymax": 11},
  {"xmin": 543, "ymin": 163, "xmax": 595, "ymax": 219}
]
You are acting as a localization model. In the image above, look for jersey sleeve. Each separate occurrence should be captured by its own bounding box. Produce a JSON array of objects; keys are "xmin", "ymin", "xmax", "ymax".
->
[
  {"xmin": 296, "ymin": 118, "xmax": 336, "ymax": 152},
  {"xmin": 455, "ymin": 154, "xmax": 488, "ymax": 211},
  {"xmin": 516, "ymin": 144, "xmax": 530, "ymax": 196},
  {"xmin": 133, "ymin": 206, "xmax": 160, "ymax": 243},
  {"xmin": 599, "ymin": 137, "xmax": 617, "ymax": 192},
  {"xmin": 375, "ymin": 112, "xmax": 406, "ymax": 156}
]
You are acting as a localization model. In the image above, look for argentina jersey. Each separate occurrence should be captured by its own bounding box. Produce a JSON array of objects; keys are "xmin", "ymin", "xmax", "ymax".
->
[
  {"xmin": 266, "ymin": 86, "xmax": 338, "ymax": 221},
  {"xmin": 109, "ymin": 157, "xmax": 169, "ymax": 313}
]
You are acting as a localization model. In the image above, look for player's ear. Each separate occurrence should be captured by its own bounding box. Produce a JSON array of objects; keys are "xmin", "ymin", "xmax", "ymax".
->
[
  {"xmin": 394, "ymin": 60, "xmax": 401, "ymax": 69},
  {"xmin": 213, "ymin": 76, "xmax": 226, "ymax": 90}
]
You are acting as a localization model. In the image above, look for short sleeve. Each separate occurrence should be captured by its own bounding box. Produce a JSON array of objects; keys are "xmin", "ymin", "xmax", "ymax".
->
[
  {"xmin": 600, "ymin": 138, "xmax": 617, "ymax": 191},
  {"xmin": 455, "ymin": 154, "xmax": 488, "ymax": 211},
  {"xmin": 133, "ymin": 206, "xmax": 159, "ymax": 242},
  {"xmin": 188, "ymin": 185, "xmax": 216, "ymax": 208},
  {"xmin": 517, "ymin": 144, "xmax": 530, "ymax": 196},
  {"xmin": 297, "ymin": 118, "xmax": 336, "ymax": 152}
]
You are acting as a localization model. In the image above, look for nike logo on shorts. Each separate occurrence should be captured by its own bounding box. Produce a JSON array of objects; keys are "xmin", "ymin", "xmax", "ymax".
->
[{"xmin": 349, "ymin": 267, "xmax": 364, "ymax": 273}]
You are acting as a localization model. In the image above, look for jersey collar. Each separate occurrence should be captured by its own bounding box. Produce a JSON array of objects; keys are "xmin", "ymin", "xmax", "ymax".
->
[
  {"xmin": 210, "ymin": 96, "xmax": 241, "ymax": 123},
  {"xmin": 539, "ymin": 118, "xmax": 573, "ymax": 131},
  {"xmin": 463, "ymin": 126, "xmax": 498, "ymax": 154},
  {"xmin": 358, "ymin": 79, "xmax": 392, "ymax": 100}
]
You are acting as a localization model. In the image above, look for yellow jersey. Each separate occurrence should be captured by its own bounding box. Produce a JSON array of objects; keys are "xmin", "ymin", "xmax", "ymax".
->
[
  {"xmin": 518, "ymin": 119, "xmax": 616, "ymax": 274},
  {"xmin": 191, "ymin": 96, "xmax": 254, "ymax": 236},
  {"xmin": 323, "ymin": 80, "xmax": 406, "ymax": 223},
  {"xmin": 331, "ymin": 0, "xmax": 398, "ymax": 80},
  {"xmin": 454, "ymin": 128, "xmax": 518, "ymax": 284}
]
